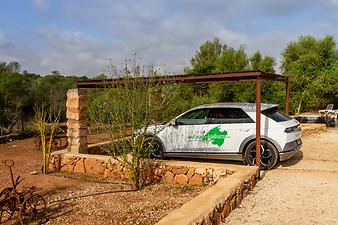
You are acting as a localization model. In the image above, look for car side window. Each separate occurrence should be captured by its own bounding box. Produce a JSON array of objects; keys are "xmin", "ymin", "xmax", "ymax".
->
[
  {"xmin": 176, "ymin": 109, "xmax": 209, "ymax": 125},
  {"xmin": 207, "ymin": 108, "xmax": 254, "ymax": 124}
]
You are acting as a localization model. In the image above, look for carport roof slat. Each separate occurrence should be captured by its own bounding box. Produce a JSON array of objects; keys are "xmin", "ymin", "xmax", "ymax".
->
[{"xmin": 76, "ymin": 70, "xmax": 288, "ymax": 88}]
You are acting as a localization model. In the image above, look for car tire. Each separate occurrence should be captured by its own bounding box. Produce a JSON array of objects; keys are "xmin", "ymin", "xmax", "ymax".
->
[
  {"xmin": 143, "ymin": 137, "xmax": 163, "ymax": 159},
  {"xmin": 244, "ymin": 140, "xmax": 279, "ymax": 170}
]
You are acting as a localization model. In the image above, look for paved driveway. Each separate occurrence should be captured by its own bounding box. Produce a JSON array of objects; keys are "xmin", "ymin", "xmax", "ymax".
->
[{"xmin": 226, "ymin": 127, "xmax": 338, "ymax": 225}]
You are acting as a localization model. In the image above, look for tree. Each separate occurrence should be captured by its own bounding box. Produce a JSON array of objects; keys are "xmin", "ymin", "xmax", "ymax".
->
[
  {"xmin": 190, "ymin": 37, "xmax": 223, "ymax": 73},
  {"xmin": 0, "ymin": 95, "xmax": 7, "ymax": 135},
  {"xmin": 0, "ymin": 61, "xmax": 88, "ymax": 134},
  {"xmin": 94, "ymin": 74, "xmax": 108, "ymax": 80},
  {"xmin": 250, "ymin": 52, "xmax": 276, "ymax": 73},
  {"xmin": 30, "ymin": 74, "xmax": 86, "ymax": 121},
  {"xmin": 7, "ymin": 61, "xmax": 21, "ymax": 73},
  {"xmin": 188, "ymin": 38, "xmax": 277, "ymax": 105},
  {"xmin": 0, "ymin": 69, "xmax": 32, "ymax": 133},
  {"xmin": 215, "ymin": 45, "xmax": 249, "ymax": 72},
  {"xmin": 281, "ymin": 35, "xmax": 338, "ymax": 113}
]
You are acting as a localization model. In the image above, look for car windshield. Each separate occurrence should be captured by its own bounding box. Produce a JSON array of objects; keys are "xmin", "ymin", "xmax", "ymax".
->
[{"xmin": 262, "ymin": 107, "xmax": 291, "ymax": 122}]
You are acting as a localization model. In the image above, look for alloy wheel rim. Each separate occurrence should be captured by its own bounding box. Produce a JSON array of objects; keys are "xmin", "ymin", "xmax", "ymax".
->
[{"xmin": 248, "ymin": 144, "xmax": 273, "ymax": 168}]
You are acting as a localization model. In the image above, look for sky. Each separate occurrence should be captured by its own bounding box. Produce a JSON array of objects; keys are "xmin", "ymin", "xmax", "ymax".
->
[{"xmin": 0, "ymin": 0, "xmax": 337, "ymax": 77}]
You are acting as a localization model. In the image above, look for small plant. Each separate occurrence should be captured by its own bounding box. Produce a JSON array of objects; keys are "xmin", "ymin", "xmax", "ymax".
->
[{"xmin": 34, "ymin": 105, "xmax": 60, "ymax": 174}]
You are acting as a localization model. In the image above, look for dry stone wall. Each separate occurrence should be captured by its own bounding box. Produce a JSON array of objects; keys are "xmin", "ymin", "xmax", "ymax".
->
[{"xmin": 50, "ymin": 152, "xmax": 235, "ymax": 185}]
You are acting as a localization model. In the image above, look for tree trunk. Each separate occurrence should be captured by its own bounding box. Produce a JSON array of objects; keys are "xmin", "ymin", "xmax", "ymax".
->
[
  {"xmin": 21, "ymin": 120, "xmax": 24, "ymax": 132},
  {"xmin": 8, "ymin": 121, "xmax": 17, "ymax": 134}
]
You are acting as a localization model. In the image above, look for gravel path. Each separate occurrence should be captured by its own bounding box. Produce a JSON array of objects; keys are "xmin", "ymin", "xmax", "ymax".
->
[{"xmin": 225, "ymin": 127, "xmax": 338, "ymax": 225}]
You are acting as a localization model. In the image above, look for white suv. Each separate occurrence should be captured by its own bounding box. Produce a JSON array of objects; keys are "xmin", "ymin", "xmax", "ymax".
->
[{"xmin": 143, "ymin": 103, "xmax": 302, "ymax": 169}]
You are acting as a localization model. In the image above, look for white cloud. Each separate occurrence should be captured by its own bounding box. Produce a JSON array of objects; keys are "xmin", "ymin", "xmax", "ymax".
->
[
  {"xmin": 1, "ymin": 0, "xmax": 337, "ymax": 76},
  {"xmin": 34, "ymin": 27, "xmax": 110, "ymax": 75}
]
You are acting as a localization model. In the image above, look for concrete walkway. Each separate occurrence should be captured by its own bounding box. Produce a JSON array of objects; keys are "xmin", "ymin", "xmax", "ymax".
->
[{"xmin": 225, "ymin": 127, "xmax": 338, "ymax": 225}]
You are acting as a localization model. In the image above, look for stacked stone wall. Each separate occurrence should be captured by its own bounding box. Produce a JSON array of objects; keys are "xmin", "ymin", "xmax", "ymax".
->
[
  {"xmin": 66, "ymin": 89, "xmax": 88, "ymax": 153},
  {"xmin": 50, "ymin": 153, "xmax": 235, "ymax": 185}
]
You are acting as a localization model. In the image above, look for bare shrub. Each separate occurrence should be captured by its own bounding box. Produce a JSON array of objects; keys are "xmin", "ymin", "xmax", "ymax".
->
[
  {"xmin": 34, "ymin": 105, "xmax": 60, "ymax": 174},
  {"xmin": 89, "ymin": 65, "xmax": 178, "ymax": 189}
]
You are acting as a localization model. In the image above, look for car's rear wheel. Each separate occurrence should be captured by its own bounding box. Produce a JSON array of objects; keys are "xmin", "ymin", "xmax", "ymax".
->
[
  {"xmin": 244, "ymin": 140, "xmax": 279, "ymax": 170},
  {"xmin": 143, "ymin": 137, "xmax": 163, "ymax": 159}
]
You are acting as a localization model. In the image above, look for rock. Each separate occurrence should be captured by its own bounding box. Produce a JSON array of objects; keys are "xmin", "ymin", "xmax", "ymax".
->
[
  {"xmin": 163, "ymin": 171, "xmax": 175, "ymax": 184},
  {"xmin": 171, "ymin": 167, "xmax": 189, "ymax": 175},
  {"xmin": 189, "ymin": 174, "xmax": 203, "ymax": 185},
  {"xmin": 230, "ymin": 197, "xmax": 237, "ymax": 210},
  {"xmin": 174, "ymin": 174, "xmax": 188, "ymax": 184},
  {"xmin": 116, "ymin": 164, "xmax": 124, "ymax": 172},
  {"xmin": 119, "ymin": 172, "xmax": 128, "ymax": 180},
  {"xmin": 213, "ymin": 169, "xmax": 226, "ymax": 181},
  {"xmin": 60, "ymin": 164, "xmax": 68, "ymax": 172},
  {"xmin": 154, "ymin": 168, "xmax": 164, "ymax": 177},
  {"xmin": 106, "ymin": 161, "xmax": 114, "ymax": 171},
  {"xmin": 236, "ymin": 193, "xmax": 243, "ymax": 205},
  {"xmin": 74, "ymin": 159, "xmax": 86, "ymax": 173},
  {"xmin": 103, "ymin": 169, "xmax": 113, "ymax": 178},
  {"xmin": 187, "ymin": 168, "xmax": 195, "ymax": 179},
  {"xmin": 206, "ymin": 168, "xmax": 213, "ymax": 178},
  {"xmin": 49, "ymin": 163, "xmax": 56, "ymax": 172},
  {"xmin": 30, "ymin": 171, "xmax": 38, "ymax": 175},
  {"xmin": 64, "ymin": 157, "xmax": 76, "ymax": 166},
  {"xmin": 226, "ymin": 170, "xmax": 234, "ymax": 175},
  {"xmin": 85, "ymin": 158, "xmax": 105, "ymax": 175},
  {"xmin": 195, "ymin": 168, "xmax": 207, "ymax": 177},
  {"xmin": 222, "ymin": 200, "xmax": 231, "ymax": 218}
]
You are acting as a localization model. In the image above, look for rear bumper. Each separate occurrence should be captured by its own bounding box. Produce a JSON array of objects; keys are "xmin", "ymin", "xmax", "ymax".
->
[{"xmin": 279, "ymin": 138, "xmax": 302, "ymax": 161}]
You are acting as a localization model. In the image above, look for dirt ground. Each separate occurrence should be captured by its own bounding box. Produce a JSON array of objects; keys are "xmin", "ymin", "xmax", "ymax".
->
[
  {"xmin": 225, "ymin": 127, "xmax": 338, "ymax": 225},
  {"xmin": 0, "ymin": 134, "xmax": 205, "ymax": 225},
  {"xmin": 1, "ymin": 126, "xmax": 338, "ymax": 224}
]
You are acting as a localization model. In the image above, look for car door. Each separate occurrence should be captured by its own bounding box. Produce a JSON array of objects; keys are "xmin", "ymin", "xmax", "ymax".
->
[
  {"xmin": 158, "ymin": 108, "xmax": 211, "ymax": 157},
  {"xmin": 206, "ymin": 107, "xmax": 255, "ymax": 155}
]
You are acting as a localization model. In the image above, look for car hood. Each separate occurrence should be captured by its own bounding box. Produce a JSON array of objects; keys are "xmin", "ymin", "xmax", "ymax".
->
[{"xmin": 139, "ymin": 124, "xmax": 167, "ymax": 135}]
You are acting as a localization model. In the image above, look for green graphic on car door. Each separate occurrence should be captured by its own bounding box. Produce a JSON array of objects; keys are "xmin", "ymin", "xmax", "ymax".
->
[{"xmin": 188, "ymin": 126, "xmax": 228, "ymax": 147}]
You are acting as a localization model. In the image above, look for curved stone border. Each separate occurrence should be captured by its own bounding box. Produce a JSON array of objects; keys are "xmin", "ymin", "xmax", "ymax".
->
[
  {"xmin": 156, "ymin": 167, "xmax": 259, "ymax": 225},
  {"xmin": 50, "ymin": 151, "xmax": 237, "ymax": 185}
]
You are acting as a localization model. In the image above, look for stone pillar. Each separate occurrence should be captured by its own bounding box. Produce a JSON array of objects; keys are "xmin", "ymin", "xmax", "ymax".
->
[{"xmin": 66, "ymin": 89, "xmax": 88, "ymax": 153}]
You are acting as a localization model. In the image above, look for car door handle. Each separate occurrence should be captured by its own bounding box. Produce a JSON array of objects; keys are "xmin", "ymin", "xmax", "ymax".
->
[{"xmin": 240, "ymin": 129, "xmax": 249, "ymax": 132}]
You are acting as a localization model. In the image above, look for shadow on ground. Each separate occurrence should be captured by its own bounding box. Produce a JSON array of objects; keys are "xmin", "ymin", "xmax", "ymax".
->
[{"xmin": 277, "ymin": 150, "xmax": 304, "ymax": 168}]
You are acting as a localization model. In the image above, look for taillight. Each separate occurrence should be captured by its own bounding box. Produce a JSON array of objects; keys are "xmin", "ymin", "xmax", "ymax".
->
[{"xmin": 285, "ymin": 125, "xmax": 300, "ymax": 133}]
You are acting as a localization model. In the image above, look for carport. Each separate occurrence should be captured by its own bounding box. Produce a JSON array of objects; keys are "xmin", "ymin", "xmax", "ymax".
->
[{"xmin": 66, "ymin": 70, "xmax": 289, "ymax": 168}]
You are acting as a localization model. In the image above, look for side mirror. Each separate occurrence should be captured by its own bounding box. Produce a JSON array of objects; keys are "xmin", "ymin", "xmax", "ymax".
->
[{"xmin": 169, "ymin": 120, "xmax": 177, "ymax": 126}]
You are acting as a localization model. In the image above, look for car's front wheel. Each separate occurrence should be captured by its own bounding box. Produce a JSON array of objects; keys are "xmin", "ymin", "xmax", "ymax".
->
[
  {"xmin": 143, "ymin": 137, "xmax": 163, "ymax": 159},
  {"xmin": 244, "ymin": 140, "xmax": 279, "ymax": 170}
]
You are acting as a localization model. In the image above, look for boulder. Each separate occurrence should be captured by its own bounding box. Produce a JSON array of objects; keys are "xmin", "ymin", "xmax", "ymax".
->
[
  {"xmin": 174, "ymin": 174, "xmax": 189, "ymax": 184},
  {"xmin": 189, "ymin": 174, "xmax": 203, "ymax": 185}
]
